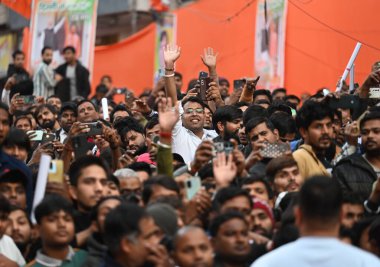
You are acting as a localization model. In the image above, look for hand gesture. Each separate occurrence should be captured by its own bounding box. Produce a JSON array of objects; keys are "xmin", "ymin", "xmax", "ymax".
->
[
  {"xmin": 206, "ymin": 81, "xmax": 223, "ymax": 103},
  {"xmin": 132, "ymin": 99, "xmax": 151, "ymax": 114},
  {"xmin": 184, "ymin": 188, "xmax": 211, "ymax": 225},
  {"xmin": 163, "ymin": 44, "xmax": 181, "ymax": 68},
  {"xmin": 158, "ymin": 97, "xmax": 179, "ymax": 132},
  {"xmin": 182, "ymin": 88, "xmax": 198, "ymax": 103},
  {"xmin": 101, "ymin": 123, "xmax": 121, "ymax": 148},
  {"xmin": 213, "ymin": 152, "xmax": 237, "ymax": 189},
  {"xmin": 4, "ymin": 76, "xmax": 16, "ymax": 90},
  {"xmin": 191, "ymin": 140, "xmax": 214, "ymax": 171},
  {"xmin": 201, "ymin": 47, "xmax": 218, "ymax": 70}
]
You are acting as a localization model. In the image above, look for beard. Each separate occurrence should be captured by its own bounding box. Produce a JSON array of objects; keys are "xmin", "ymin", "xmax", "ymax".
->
[
  {"xmin": 41, "ymin": 120, "xmax": 55, "ymax": 130},
  {"xmin": 224, "ymin": 128, "xmax": 240, "ymax": 144},
  {"xmin": 43, "ymin": 59, "xmax": 52, "ymax": 65}
]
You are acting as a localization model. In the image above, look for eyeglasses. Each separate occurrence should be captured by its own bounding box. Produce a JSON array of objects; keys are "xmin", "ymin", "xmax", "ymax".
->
[{"xmin": 185, "ymin": 108, "xmax": 204, "ymax": 114}]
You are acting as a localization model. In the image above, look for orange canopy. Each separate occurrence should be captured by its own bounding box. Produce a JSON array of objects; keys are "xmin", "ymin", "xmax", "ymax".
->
[{"xmin": 93, "ymin": 0, "xmax": 380, "ymax": 97}]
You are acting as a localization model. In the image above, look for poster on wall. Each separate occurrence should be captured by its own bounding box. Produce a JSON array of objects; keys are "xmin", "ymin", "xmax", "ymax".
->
[
  {"xmin": 29, "ymin": 0, "xmax": 98, "ymax": 72},
  {"xmin": 0, "ymin": 34, "xmax": 16, "ymax": 76},
  {"xmin": 154, "ymin": 13, "xmax": 177, "ymax": 85},
  {"xmin": 254, "ymin": 0, "xmax": 287, "ymax": 90}
]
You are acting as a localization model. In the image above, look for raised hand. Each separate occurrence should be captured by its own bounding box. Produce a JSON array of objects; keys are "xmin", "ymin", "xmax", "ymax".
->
[
  {"xmin": 213, "ymin": 152, "xmax": 237, "ymax": 189},
  {"xmin": 163, "ymin": 44, "xmax": 181, "ymax": 68},
  {"xmin": 201, "ymin": 47, "xmax": 218, "ymax": 70},
  {"xmin": 158, "ymin": 97, "xmax": 179, "ymax": 132}
]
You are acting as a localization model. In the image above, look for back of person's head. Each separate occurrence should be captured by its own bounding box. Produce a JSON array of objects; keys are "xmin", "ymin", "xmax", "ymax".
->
[
  {"xmin": 104, "ymin": 203, "xmax": 148, "ymax": 255},
  {"xmin": 68, "ymin": 156, "xmax": 110, "ymax": 186},
  {"xmin": 142, "ymin": 175, "xmax": 180, "ymax": 205},
  {"xmin": 266, "ymin": 156, "xmax": 298, "ymax": 183},
  {"xmin": 209, "ymin": 211, "xmax": 247, "ymax": 237},
  {"xmin": 243, "ymin": 105, "xmax": 268, "ymax": 125},
  {"xmin": 34, "ymin": 194, "xmax": 74, "ymax": 224},
  {"xmin": 296, "ymin": 100, "xmax": 334, "ymax": 130},
  {"xmin": 212, "ymin": 186, "xmax": 253, "ymax": 212},
  {"xmin": 245, "ymin": 116, "xmax": 276, "ymax": 136},
  {"xmin": 212, "ymin": 105, "xmax": 242, "ymax": 134},
  {"xmin": 3, "ymin": 128, "xmax": 31, "ymax": 151},
  {"xmin": 267, "ymin": 101, "xmax": 292, "ymax": 116},
  {"xmin": 128, "ymin": 162, "xmax": 152, "ymax": 177},
  {"xmin": 269, "ymin": 111, "xmax": 297, "ymax": 139},
  {"xmin": 298, "ymin": 176, "xmax": 342, "ymax": 225}
]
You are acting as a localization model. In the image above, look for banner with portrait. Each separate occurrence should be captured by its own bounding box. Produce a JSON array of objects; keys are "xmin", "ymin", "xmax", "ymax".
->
[
  {"xmin": 154, "ymin": 13, "xmax": 177, "ymax": 84},
  {"xmin": 254, "ymin": 0, "xmax": 287, "ymax": 90},
  {"xmin": 29, "ymin": 0, "xmax": 98, "ymax": 72}
]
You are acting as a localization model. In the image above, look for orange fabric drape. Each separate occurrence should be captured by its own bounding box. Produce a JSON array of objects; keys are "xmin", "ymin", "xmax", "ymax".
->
[
  {"xmin": 1, "ymin": 0, "xmax": 31, "ymax": 19},
  {"xmin": 91, "ymin": 0, "xmax": 380, "ymax": 97}
]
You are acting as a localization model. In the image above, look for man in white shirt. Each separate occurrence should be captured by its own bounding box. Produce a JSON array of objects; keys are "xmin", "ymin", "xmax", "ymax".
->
[
  {"xmin": 172, "ymin": 96, "xmax": 217, "ymax": 164},
  {"xmin": 0, "ymin": 195, "xmax": 25, "ymax": 266},
  {"xmin": 33, "ymin": 46, "xmax": 56, "ymax": 99},
  {"xmin": 251, "ymin": 176, "xmax": 380, "ymax": 267}
]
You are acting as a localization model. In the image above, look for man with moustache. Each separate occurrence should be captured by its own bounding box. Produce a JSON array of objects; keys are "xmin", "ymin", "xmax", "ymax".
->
[
  {"xmin": 293, "ymin": 101, "xmax": 335, "ymax": 178},
  {"xmin": 34, "ymin": 104, "xmax": 61, "ymax": 132},
  {"xmin": 333, "ymin": 111, "xmax": 380, "ymax": 201},
  {"xmin": 212, "ymin": 105, "xmax": 243, "ymax": 145},
  {"xmin": 33, "ymin": 46, "xmax": 56, "ymax": 99}
]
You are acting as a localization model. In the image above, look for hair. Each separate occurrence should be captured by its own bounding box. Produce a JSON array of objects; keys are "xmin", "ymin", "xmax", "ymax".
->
[
  {"xmin": 41, "ymin": 46, "xmax": 52, "ymax": 55},
  {"xmin": 272, "ymin": 223, "xmax": 299, "ymax": 249},
  {"xmin": 269, "ymin": 112, "xmax": 297, "ymax": 139},
  {"xmin": 243, "ymin": 105, "xmax": 268, "ymax": 125},
  {"xmin": 14, "ymin": 115, "xmax": 32, "ymax": 128},
  {"xmin": 3, "ymin": 128, "xmax": 31, "ymax": 152},
  {"xmin": 101, "ymin": 75, "xmax": 112, "ymax": 83},
  {"xmin": 90, "ymin": 196, "xmax": 123, "ymax": 222},
  {"xmin": 234, "ymin": 101, "xmax": 250, "ymax": 109},
  {"xmin": 359, "ymin": 111, "xmax": 380, "ymax": 130},
  {"xmin": 95, "ymin": 84, "xmax": 108, "ymax": 93},
  {"xmin": 267, "ymin": 101, "xmax": 292, "ymax": 116},
  {"xmin": 34, "ymin": 194, "xmax": 74, "ymax": 224},
  {"xmin": 120, "ymin": 119, "xmax": 145, "ymax": 145},
  {"xmin": 9, "ymin": 205, "xmax": 32, "ymax": 226},
  {"xmin": 128, "ymin": 162, "xmax": 152, "ymax": 176},
  {"xmin": 245, "ymin": 116, "xmax": 276, "ymax": 137},
  {"xmin": 174, "ymin": 72, "xmax": 183, "ymax": 80},
  {"xmin": 212, "ymin": 106, "xmax": 242, "ymax": 134},
  {"xmin": 272, "ymin": 88, "xmax": 287, "ymax": 96},
  {"xmin": 104, "ymin": 203, "xmax": 148, "ymax": 254},
  {"xmin": 342, "ymin": 192, "xmax": 363, "ymax": 206},
  {"xmin": 298, "ymin": 175, "xmax": 342, "ymax": 225},
  {"xmin": 34, "ymin": 104, "xmax": 57, "ymax": 121},
  {"xmin": 142, "ymin": 175, "xmax": 180, "ymax": 205},
  {"xmin": 110, "ymin": 105, "xmax": 132, "ymax": 123},
  {"xmin": 113, "ymin": 168, "xmax": 139, "ymax": 180},
  {"xmin": 296, "ymin": 100, "xmax": 334, "ymax": 130},
  {"xmin": 253, "ymin": 89, "xmax": 272, "ymax": 102},
  {"xmin": 62, "ymin": 46, "xmax": 76, "ymax": 54},
  {"xmin": 352, "ymin": 217, "xmax": 377, "ymax": 247},
  {"xmin": 209, "ymin": 211, "xmax": 248, "ymax": 237},
  {"xmin": 212, "ymin": 186, "xmax": 253, "ymax": 213},
  {"xmin": 219, "ymin": 77, "xmax": 230, "ymax": 87},
  {"xmin": 181, "ymin": 96, "xmax": 206, "ymax": 109},
  {"xmin": 59, "ymin": 102, "xmax": 78, "ymax": 118},
  {"xmin": 144, "ymin": 117, "xmax": 159, "ymax": 136},
  {"xmin": 285, "ymin": 95, "xmax": 300, "ymax": 104},
  {"xmin": 0, "ymin": 170, "xmax": 28, "ymax": 190},
  {"xmin": 68, "ymin": 156, "xmax": 110, "ymax": 186},
  {"xmin": 77, "ymin": 99, "xmax": 98, "ymax": 113},
  {"xmin": 198, "ymin": 163, "xmax": 214, "ymax": 181},
  {"xmin": 266, "ymin": 156, "xmax": 298, "ymax": 183},
  {"xmin": 241, "ymin": 176, "xmax": 274, "ymax": 199},
  {"xmin": 0, "ymin": 195, "xmax": 11, "ymax": 215},
  {"xmin": 12, "ymin": 50, "xmax": 24, "ymax": 60}
]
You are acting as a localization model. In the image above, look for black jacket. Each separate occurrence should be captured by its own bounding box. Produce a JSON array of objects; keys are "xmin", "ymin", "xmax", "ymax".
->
[
  {"xmin": 55, "ymin": 61, "xmax": 90, "ymax": 101},
  {"xmin": 82, "ymin": 233, "xmax": 107, "ymax": 267},
  {"xmin": 332, "ymin": 153, "xmax": 377, "ymax": 201}
]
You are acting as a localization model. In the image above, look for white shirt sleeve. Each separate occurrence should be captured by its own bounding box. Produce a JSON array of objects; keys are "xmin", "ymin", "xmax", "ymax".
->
[
  {"xmin": 1, "ymin": 89, "xmax": 10, "ymax": 106},
  {"xmin": 0, "ymin": 235, "xmax": 25, "ymax": 266}
]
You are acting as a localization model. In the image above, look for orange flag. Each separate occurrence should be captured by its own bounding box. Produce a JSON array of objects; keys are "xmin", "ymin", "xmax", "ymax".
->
[{"xmin": 1, "ymin": 0, "xmax": 32, "ymax": 19}]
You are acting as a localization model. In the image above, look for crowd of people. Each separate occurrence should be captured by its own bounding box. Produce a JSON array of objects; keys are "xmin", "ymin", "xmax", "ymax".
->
[{"xmin": 0, "ymin": 42, "xmax": 378, "ymax": 267}]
